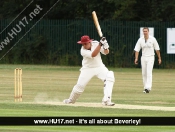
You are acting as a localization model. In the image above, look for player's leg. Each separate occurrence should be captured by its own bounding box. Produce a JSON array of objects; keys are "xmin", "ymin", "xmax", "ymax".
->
[
  {"xmin": 63, "ymin": 68, "xmax": 95, "ymax": 104},
  {"xmin": 145, "ymin": 56, "xmax": 155, "ymax": 91},
  {"xmin": 103, "ymin": 71, "xmax": 115, "ymax": 106},
  {"xmin": 97, "ymin": 67, "xmax": 115, "ymax": 106},
  {"xmin": 141, "ymin": 56, "xmax": 147, "ymax": 92}
]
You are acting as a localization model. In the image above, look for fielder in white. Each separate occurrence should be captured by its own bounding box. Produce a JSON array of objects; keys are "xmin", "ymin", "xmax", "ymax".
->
[
  {"xmin": 63, "ymin": 35, "xmax": 115, "ymax": 106},
  {"xmin": 134, "ymin": 27, "xmax": 161, "ymax": 93}
]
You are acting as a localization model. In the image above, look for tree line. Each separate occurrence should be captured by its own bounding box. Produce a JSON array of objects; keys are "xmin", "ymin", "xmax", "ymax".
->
[{"xmin": 0, "ymin": 0, "xmax": 175, "ymax": 21}]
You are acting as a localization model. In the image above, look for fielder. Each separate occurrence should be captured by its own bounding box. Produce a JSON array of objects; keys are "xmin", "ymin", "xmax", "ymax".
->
[
  {"xmin": 63, "ymin": 35, "xmax": 115, "ymax": 106},
  {"xmin": 134, "ymin": 27, "xmax": 161, "ymax": 93}
]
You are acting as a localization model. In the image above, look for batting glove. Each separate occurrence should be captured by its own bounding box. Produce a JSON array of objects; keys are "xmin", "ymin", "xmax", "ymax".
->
[
  {"xmin": 100, "ymin": 37, "xmax": 107, "ymax": 45},
  {"xmin": 103, "ymin": 42, "xmax": 109, "ymax": 49}
]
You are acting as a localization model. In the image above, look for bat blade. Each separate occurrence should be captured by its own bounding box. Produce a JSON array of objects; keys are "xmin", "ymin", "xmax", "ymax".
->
[{"xmin": 92, "ymin": 11, "xmax": 103, "ymax": 37}]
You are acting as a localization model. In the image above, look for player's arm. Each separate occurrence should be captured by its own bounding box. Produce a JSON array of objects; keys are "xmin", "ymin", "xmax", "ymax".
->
[
  {"xmin": 91, "ymin": 43, "xmax": 102, "ymax": 57},
  {"xmin": 103, "ymin": 48, "xmax": 109, "ymax": 54},
  {"xmin": 134, "ymin": 39, "xmax": 141, "ymax": 65},
  {"xmin": 156, "ymin": 50, "xmax": 161, "ymax": 65},
  {"xmin": 153, "ymin": 38, "xmax": 161, "ymax": 65},
  {"xmin": 92, "ymin": 37, "xmax": 108, "ymax": 57},
  {"xmin": 134, "ymin": 51, "xmax": 139, "ymax": 64}
]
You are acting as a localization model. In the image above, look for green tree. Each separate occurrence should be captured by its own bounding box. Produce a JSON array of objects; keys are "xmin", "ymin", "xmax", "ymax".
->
[{"xmin": 0, "ymin": 0, "xmax": 175, "ymax": 21}]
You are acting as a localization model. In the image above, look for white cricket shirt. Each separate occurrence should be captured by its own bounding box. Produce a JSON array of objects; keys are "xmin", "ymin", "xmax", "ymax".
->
[
  {"xmin": 80, "ymin": 40, "xmax": 106, "ymax": 68},
  {"xmin": 134, "ymin": 35, "xmax": 160, "ymax": 57}
]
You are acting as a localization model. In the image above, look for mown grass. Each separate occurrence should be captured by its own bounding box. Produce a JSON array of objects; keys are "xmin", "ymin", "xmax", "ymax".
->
[{"xmin": 0, "ymin": 64, "xmax": 174, "ymax": 131}]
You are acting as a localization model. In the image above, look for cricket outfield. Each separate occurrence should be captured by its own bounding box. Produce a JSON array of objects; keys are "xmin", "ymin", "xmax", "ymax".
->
[{"xmin": 0, "ymin": 64, "xmax": 175, "ymax": 132}]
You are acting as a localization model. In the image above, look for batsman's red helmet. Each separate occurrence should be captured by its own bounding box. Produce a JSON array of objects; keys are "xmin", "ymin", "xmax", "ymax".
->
[{"xmin": 77, "ymin": 35, "xmax": 93, "ymax": 44}]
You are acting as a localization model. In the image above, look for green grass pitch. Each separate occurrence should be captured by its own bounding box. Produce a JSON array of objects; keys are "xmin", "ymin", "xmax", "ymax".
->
[{"xmin": 0, "ymin": 64, "xmax": 175, "ymax": 131}]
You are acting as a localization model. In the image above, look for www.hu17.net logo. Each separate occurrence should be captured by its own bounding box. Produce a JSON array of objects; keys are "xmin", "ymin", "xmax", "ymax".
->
[{"xmin": 0, "ymin": 4, "xmax": 43, "ymax": 51}]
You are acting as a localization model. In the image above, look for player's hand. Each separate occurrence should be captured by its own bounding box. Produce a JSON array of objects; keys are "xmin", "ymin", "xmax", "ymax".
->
[
  {"xmin": 100, "ymin": 37, "xmax": 107, "ymax": 45},
  {"xmin": 158, "ymin": 58, "xmax": 161, "ymax": 65},
  {"xmin": 134, "ymin": 58, "xmax": 138, "ymax": 65},
  {"xmin": 103, "ymin": 42, "xmax": 109, "ymax": 49}
]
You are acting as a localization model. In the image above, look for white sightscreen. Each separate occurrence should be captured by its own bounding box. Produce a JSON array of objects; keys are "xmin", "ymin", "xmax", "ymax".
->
[{"xmin": 167, "ymin": 28, "xmax": 175, "ymax": 54}]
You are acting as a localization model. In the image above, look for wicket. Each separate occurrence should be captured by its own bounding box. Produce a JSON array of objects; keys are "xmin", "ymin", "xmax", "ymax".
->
[{"xmin": 14, "ymin": 68, "xmax": 22, "ymax": 102}]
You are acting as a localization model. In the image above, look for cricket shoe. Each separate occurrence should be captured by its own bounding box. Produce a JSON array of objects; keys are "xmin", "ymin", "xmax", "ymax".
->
[
  {"xmin": 143, "ymin": 89, "xmax": 150, "ymax": 93},
  {"xmin": 63, "ymin": 99, "xmax": 73, "ymax": 104},
  {"xmin": 102, "ymin": 100, "xmax": 115, "ymax": 106}
]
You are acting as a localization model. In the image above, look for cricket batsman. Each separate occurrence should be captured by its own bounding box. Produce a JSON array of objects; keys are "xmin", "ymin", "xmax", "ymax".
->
[{"xmin": 63, "ymin": 35, "xmax": 115, "ymax": 106}]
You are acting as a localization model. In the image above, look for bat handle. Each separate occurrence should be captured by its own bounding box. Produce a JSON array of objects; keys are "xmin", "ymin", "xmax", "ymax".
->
[{"xmin": 101, "ymin": 37, "xmax": 106, "ymax": 41}]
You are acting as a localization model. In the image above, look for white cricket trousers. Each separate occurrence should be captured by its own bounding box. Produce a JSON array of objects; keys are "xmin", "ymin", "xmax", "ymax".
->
[
  {"xmin": 141, "ymin": 56, "xmax": 155, "ymax": 90},
  {"xmin": 78, "ymin": 66, "xmax": 108, "ymax": 87},
  {"xmin": 68, "ymin": 65, "xmax": 114, "ymax": 103}
]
